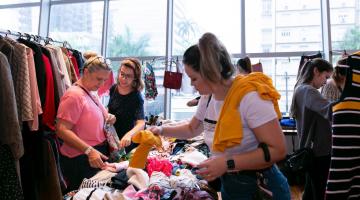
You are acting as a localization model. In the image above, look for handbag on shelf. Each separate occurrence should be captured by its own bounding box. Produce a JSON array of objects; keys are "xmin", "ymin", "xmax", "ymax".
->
[{"xmin": 163, "ymin": 61, "xmax": 182, "ymax": 89}]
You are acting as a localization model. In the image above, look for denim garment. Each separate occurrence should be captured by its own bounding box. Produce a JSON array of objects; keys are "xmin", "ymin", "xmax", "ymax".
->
[{"xmin": 220, "ymin": 165, "xmax": 290, "ymax": 200}]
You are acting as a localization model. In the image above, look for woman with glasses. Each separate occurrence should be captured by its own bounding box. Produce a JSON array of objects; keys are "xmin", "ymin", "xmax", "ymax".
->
[
  {"xmin": 107, "ymin": 58, "xmax": 145, "ymax": 154},
  {"xmin": 56, "ymin": 51, "xmax": 116, "ymax": 192}
]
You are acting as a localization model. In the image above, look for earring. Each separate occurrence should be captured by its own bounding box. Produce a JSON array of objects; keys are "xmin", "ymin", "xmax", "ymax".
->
[{"xmin": 132, "ymin": 81, "xmax": 137, "ymax": 88}]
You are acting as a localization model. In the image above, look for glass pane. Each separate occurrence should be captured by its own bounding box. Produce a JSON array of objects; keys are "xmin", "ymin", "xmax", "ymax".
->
[
  {"xmin": 238, "ymin": 57, "xmax": 300, "ymax": 114},
  {"xmin": 0, "ymin": 7, "xmax": 40, "ymax": 34},
  {"xmin": 247, "ymin": 0, "xmax": 322, "ymax": 53},
  {"xmin": 170, "ymin": 60, "xmax": 198, "ymax": 120},
  {"xmin": 0, "ymin": 0, "xmax": 39, "ymax": 5},
  {"xmin": 107, "ymin": 0, "xmax": 167, "ymax": 57},
  {"xmin": 330, "ymin": 0, "xmax": 360, "ymax": 50},
  {"xmin": 49, "ymin": 2, "xmax": 104, "ymax": 54},
  {"xmin": 173, "ymin": 0, "xmax": 241, "ymax": 55}
]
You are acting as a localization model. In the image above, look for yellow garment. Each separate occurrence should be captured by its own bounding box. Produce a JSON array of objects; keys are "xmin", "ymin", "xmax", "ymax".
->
[
  {"xmin": 212, "ymin": 72, "xmax": 281, "ymax": 152},
  {"xmin": 129, "ymin": 130, "xmax": 162, "ymax": 169}
]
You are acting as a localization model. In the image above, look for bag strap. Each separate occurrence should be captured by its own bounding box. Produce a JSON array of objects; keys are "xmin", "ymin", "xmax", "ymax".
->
[{"xmin": 76, "ymin": 84, "xmax": 107, "ymax": 120}]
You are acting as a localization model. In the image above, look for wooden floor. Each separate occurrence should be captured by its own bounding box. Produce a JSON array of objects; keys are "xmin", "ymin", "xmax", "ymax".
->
[{"xmin": 291, "ymin": 185, "xmax": 303, "ymax": 200}]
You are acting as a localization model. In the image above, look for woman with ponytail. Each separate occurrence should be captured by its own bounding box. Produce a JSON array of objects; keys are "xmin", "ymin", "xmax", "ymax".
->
[
  {"xmin": 149, "ymin": 33, "xmax": 290, "ymax": 199},
  {"xmin": 290, "ymin": 58, "xmax": 333, "ymax": 200}
]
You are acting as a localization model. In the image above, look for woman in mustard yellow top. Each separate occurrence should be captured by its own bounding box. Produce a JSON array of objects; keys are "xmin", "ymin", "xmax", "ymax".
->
[{"xmin": 149, "ymin": 33, "xmax": 290, "ymax": 200}]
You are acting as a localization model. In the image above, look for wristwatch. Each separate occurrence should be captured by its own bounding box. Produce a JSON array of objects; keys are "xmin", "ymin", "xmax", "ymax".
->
[{"xmin": 227, "ymin": 159, "xmax": 235, "ymax": 170}]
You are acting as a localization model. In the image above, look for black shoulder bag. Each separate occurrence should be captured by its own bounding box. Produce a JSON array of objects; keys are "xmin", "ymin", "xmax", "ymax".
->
[{"xmin": 284, "ymin": 120, "xmax": 315, "ymax": 173}]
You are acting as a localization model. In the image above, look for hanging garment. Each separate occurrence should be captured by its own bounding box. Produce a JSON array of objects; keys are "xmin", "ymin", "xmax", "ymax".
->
[
  {"xmin": 5, "ymin": 38, "xmax": 33, "ymax": 122},
  {"xmin": 0, "ymin": 51, "xmax": 23, "ymax": 161},
  {"xmin": 297, "ymin": 52, "xmax": 322, "ymax": 80},
  {"xmin": 325, "ymin": 55, "xmax": 360, "ymax": 200},
  {"xmin": 144, "ymin": 62, "xmax": 158, "ymax": 100},
  {"xmin": 25, "ymin": 46, "xmax": 43, "ymax": 131},
  {"xmin": 98, "ymin": 71, "xmax": 114, "ymax": 97},
  {"xmin": 252, "ymin": 62, "xmax": 263, "ymax": 72},
  {"xmin": 17, "ymin": 39, "xmax": 47, "ymax": 106},
  {"xmin": 0, "ymin": 144, "xmax": 24, "ymax": 200}
]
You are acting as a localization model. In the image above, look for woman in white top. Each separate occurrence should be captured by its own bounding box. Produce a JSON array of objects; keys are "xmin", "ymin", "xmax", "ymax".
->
[{"xmin": 149, "ymin": 32, "xmax": 290, "ymax": 200}]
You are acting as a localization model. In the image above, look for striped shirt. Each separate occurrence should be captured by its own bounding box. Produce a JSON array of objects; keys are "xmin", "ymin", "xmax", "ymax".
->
[{"xmin": 326, "ymin": 55, "xmax": 360, "ymax": 200}]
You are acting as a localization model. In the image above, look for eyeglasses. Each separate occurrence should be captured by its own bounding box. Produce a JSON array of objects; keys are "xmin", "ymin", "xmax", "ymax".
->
[
  {"xmin": 119, "ymin": 71, "xmax": 134, "ymax": 80},
  {"xmin": 84, "ymin": 56, "xmax": 111, "ymax": 69}
]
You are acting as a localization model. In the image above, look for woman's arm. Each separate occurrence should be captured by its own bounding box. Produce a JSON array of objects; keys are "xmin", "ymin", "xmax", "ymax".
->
[
  {"xmin": 233, "ymin": 118, "xmax": 287, "ymax": 169},
  {"xmin": 56, "ymin": 119, "xmax": 108, "ymax": 168},
  {"xmin": 306, "ymin": 86, "xmax": 333, "ymax": 119},
  {"xmin": 148, "ymin": 116, "xmax": 204, "ymax": 139},
  {"xmin": 197, "ymin": 118, "xmax": 286, "ymax": 181},
  {"xmin": 120, "ymin": 119, "xmax": 145, "ymax": 147}
]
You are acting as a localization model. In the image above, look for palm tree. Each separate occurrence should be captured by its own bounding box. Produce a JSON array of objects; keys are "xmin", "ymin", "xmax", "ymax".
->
[{"xmin": 107, "ymin": 26, "xmax": 151, "ymax": 57}]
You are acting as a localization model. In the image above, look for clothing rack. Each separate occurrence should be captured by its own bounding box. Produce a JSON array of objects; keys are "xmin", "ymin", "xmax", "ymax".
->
[{"xmin": 0, "ymin": 29, "xmax": 70, "ymax": 47}]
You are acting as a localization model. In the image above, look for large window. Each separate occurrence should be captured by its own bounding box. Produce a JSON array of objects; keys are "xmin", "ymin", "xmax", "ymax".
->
[
  {"xmin": 0, "ymin": 7, "xmax": 40, "ymax": 34},
  {"xmin": 173, "ymin": 0, "xmax": 241, "ymax": 55},
  {"xmin": 247, "ymin": 57, "xmax": 299, "ymax": 114},
  {"xmin": 49, "ymin": 1, "xmax": 104, "ymax": 54},
  {"xmin": 0, "ymin": 0, "xmax": 39, "ymax": 4},
  {"xmin": 1, "ymin": 0, "xmax": 357, "ymax": 121},
  {"xmin": 330, "ymin": 0, "xmax": 360, "ymax": 51},
  {"xmin": 107, "ymin": 0, "xmax": 167, "ymax": 57},
  {"xmin": 247, "ymin": 0, "xmax": 322, "ymax": 53}
]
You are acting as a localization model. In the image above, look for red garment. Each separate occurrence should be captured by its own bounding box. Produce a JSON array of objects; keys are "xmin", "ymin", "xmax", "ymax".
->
[
  {"xmin": 41, "ymin": 54, "xmax": 56, "ymax": 130},
  {"xmin": 67, "ymin": 50, "xmax": 80, "ymax": 79},
  {"xmin": 146, "ymin": 157, "xmax": 173, "ymax": 177},
  {"xmin": 97, "ymin": 71, "xmax": 114, "ymax": 97}
]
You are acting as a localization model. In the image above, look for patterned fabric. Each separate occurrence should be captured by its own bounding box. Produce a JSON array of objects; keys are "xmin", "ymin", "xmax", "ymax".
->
[
  {"xmin": 5, "ymin": 38, "xmax": 33, "ymax": 122},
  {"xmin": 326, "ymin": 55, "xmax": 360, "ymax": 200},
  {"xmin": 0, "ymin": 51, "xmax": 23, "ymax": 160},
  {"xmin": 104, "ymin": 123, "xmax": 127, "ymax": 163},
  {"xmin": 0, "ymin": 145, "xmax": 24, "ymax": 200},
  {"xmin": 321, "ymin": 80, "xmax": 341, "ymax": 102},
  {"xmin": 79, "ymin": 178, "xmax": 109, "ymax": 189},
  {"xmin": 144, "ymin": 62, "xmax": 158, "ymax": 100}
]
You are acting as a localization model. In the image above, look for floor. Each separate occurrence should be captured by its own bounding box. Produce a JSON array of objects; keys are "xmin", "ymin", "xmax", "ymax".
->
[
  {"xmin": 216, "ymin": 185, "xmax": 304, "ymax": 200},
  {"xmin": 291, "ymin": 185, "xmax": 303, "ymax": 200}
]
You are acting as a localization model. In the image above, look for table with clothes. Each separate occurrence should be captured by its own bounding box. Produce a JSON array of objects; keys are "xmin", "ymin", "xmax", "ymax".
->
[{"xmin": 64, "ymin": 129, "xmax": 218, "ymax": 200}]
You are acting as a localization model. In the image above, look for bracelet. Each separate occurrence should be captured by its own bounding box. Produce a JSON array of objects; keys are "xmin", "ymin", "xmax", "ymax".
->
[
  {"xmin": 84, "ymin": 146, "xmax": 93, "ymax": 155},
  {"xmin": 258, "ymin": 142, "xmax": 271, "ymax": 162}
]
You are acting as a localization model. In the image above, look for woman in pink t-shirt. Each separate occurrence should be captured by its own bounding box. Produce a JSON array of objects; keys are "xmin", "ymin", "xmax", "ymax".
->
[{"xmin": 56, "ymin": 51, "xmax": 116, "ymax": 192}]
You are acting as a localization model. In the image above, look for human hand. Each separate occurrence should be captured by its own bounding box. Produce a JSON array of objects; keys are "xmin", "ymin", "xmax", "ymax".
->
[
  {"xmin": 147, "ymin": 126, "xmax": 163, "ymax": 136},
  {"xmin": 87, "ymin": 148, "xmax": 108, "ymax": 168},
  {"xmin": 119, "ymin": 134, "xmax": 132, "ymax": 148},
  {"xmin": 196, "ymin": 156, "xmax": 227, "ymax": 181},
  {"xmin": 106, "ymin": 114, "xmax": 116, "ymax": 125}
]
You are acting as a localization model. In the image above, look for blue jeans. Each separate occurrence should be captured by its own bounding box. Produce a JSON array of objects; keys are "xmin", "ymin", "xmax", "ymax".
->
[{"xmin": 220, "ymin": 165, "xmax": 290, "ymax": 200}]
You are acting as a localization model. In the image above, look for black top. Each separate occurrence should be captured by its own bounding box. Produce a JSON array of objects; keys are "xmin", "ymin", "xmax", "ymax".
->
[{"xmin": 108, "ymin": 85, "xmax": 144, "ymax": 152}]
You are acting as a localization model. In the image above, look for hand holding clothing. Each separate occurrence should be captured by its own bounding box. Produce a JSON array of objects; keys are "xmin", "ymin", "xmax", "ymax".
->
[
  {"xmin": 87, "ymin": 148, "xmax": 108, "ymax": 168},
  {"xmin": 120, "ymin": 133, "xmax": 132, "ymax": 148},
  {"xmin": 146, "ymin": 126, "xmax": 162, "ymax": 136},
  {"xmin": 106, "ymin": 113, "xmax": 116, "ymax": 125}
]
